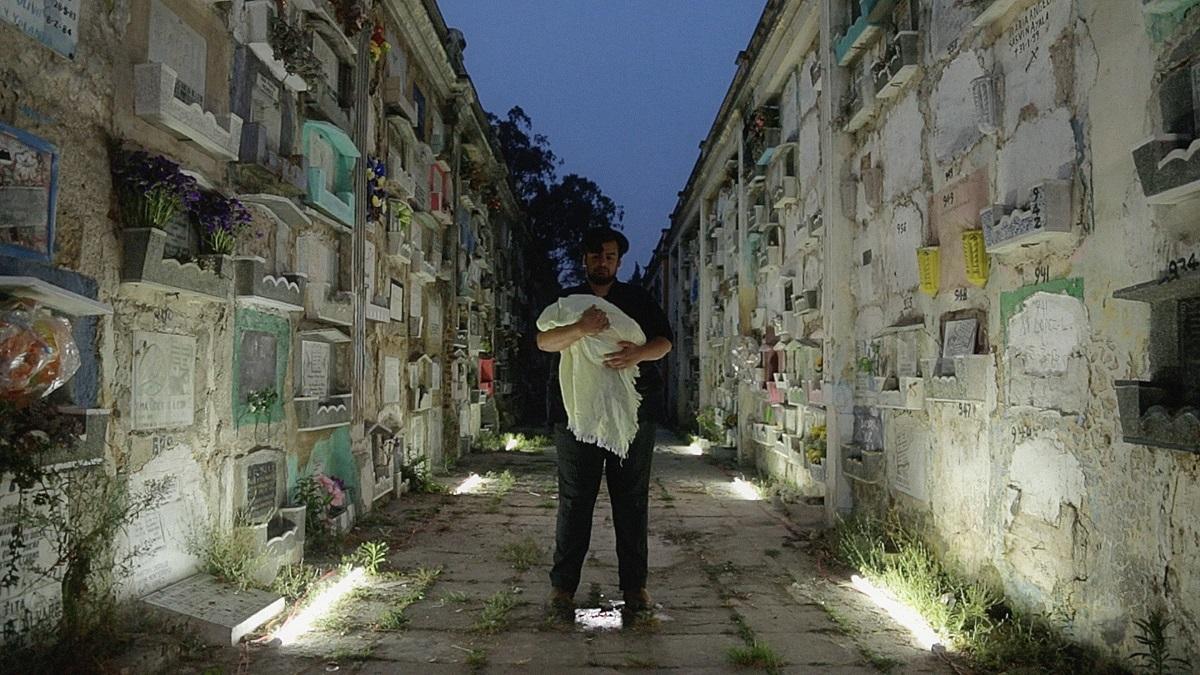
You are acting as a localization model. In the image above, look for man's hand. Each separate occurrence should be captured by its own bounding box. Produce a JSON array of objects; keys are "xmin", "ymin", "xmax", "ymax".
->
[
  {"xmin": 603, "ymin": 341, "xmax": 644, "ymax": 370},
  {"xmin": 575, "ymin": 305, "xmax": 610, "ymax": 336}
]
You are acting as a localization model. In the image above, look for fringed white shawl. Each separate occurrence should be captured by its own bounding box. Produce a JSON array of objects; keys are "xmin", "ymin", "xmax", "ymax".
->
[{"xmin": 537, "ymin": 294, "xmax": 646, "ymax": 458}]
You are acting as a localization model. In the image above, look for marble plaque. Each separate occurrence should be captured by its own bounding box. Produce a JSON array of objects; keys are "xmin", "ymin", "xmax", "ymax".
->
[
  {"xmin": 148, "ymin": 0, "xmax": 207, "ymax": 106},
  {"xmin": 382, "ymin": 356, "xmax": 401, "ymax": 404},
  {"xmin": 132, "ymin": 331, "xmax": 196, "ymax": 430},
  {"xmin": 888, "ymin": 415, "xmax": 929, "ymax": 501},
  {"xmin": 245, "ymin": 461, "xmax": 276, "ymax": 523},
  {"xmin": 942, "ymin": 318, "xmax": 978, "ymax": 361},
  {"xmin": 141, "ymin": 573, "xmax": 284, "ymax": 646},
  {"xmin": 122, "ymin": 442, "xmax": 208, "ymax": 597},
  {"xmin": 300, "ymin": 340, "xmax": 330, "ymax": 398},
  {"xmin": 0, "ymin": 475, "xmax": 64, "ymax": 640}
]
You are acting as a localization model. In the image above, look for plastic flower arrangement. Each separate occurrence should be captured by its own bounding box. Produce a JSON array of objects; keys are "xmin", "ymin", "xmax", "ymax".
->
[
  {"xmin": 368, "ymin": 22, "xmax": 390, "ymax": 63},
  {"xmin": 110, "ymin": 149, "xmax": 200, "ymax": 228},
  {"xmin": 315, "ymin": 472, "xmax": 346, "ymax": 509},
  {"xmin": 367, "ymin": 156, "xmax": 388, "ymax": 222},
  {"xmin": 191, "ymin": 191, "xmax": 252, "ymax": 255}
]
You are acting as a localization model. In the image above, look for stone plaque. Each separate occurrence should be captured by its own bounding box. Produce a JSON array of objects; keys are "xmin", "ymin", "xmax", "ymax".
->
[
  {"xmin": 382, "ymin": 356, "xmax": 401, "ymax": 404},
  {"xmin": 300, "ymin": 340, "xmax": 330, "ymax": 398},
  {"xmin": 0, "ymin": 475, "xmax": 64, "ymax": 640},
  {"xmin": 245, "ymin": 461, "xmax": 276, "ymax": 523},
  {"xmin": 0, "ymin": 0, "xmax": 81, "ymax": 59},
  {"xmin": 148, "ymin": 0, "xmax": 207, "ymax": 105},
  {"xmin": 141, "ymin": 573, "xmax": 284, "ymax": 646},
  {"xmin": 238, "ymin": 330, "xmax": 277, "ymax": 400},
  {"xmin": 132, "ymin": 331, "xmax": 196, "ymax": 430},
  {"xmin": 122, "ymin": 442, "xmax": 208, "ymax": 597},
  {"xmin": 888, "ymin": 415, "xmax": 928, "ymax": 501}
]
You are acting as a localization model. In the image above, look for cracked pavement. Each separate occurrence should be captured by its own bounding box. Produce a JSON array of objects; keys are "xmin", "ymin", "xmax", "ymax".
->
[{"xmin": 167, "ymin": 431, "xmax": 956, "ymax": 674}]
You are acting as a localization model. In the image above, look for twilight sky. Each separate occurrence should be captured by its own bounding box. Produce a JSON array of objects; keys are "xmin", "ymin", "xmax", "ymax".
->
[{"xmin": 436, "ymin": 1, "xmax": 766, "ymax": 276}]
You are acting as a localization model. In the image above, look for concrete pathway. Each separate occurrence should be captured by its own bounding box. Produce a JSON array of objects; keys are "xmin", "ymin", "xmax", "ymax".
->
[{"xmin": 173, "ymin": 430, "xmax": 956, "ymax": 674}]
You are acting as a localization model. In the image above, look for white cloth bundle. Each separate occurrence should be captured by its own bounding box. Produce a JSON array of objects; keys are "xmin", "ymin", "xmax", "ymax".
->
[{"xmin": 537, "ymin": 294, "xmax": 646, "ymax": 458}]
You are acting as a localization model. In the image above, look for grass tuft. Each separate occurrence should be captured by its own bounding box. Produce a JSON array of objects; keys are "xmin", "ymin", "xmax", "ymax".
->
[
  {"xmin": 835, "ymin": 513, "xmax": 1116, "ymax": 672},
  {"xmin": 474, "ymin": 589, "xmax": 519, "ymax": 633},
  {"xmin": 726, "ymin": 641, "xmax": 784, "ymax": 671},
  {"xmin": 501, "ymin": 536, "xmax": 543, "ymax": 572}
]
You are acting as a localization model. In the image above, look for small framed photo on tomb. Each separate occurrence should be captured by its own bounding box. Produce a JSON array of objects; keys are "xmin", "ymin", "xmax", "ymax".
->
[{"xmin": 0, "ymin": 123, "xmax": 59, "ymax": 261}]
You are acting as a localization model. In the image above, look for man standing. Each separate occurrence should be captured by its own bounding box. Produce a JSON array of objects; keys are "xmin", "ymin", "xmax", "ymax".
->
[{"xmin": 536, "ymin": 227, "xmax": 673, "ymax": 621}]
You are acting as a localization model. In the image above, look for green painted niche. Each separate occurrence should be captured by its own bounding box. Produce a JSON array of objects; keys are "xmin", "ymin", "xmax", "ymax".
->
[
  {"xmin": 233, "ymin": 308, "xmax": 291, "ymax": 427},
  {"xmin": 999, "ymin": 277, "xmax": 1084, "ymax": 340}
]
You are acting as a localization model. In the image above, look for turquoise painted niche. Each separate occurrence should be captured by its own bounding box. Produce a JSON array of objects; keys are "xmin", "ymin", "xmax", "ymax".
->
[
  {"xmin": 302, "ymin": 121, "xmax": 360, "ymax": 227},
  {"xmin": 287, "ymin": 426, "xmax": 362, "ymax": 507},
  {"xmin": 233, "ymin": 308, "xmax": 290, "ymax": 428}
]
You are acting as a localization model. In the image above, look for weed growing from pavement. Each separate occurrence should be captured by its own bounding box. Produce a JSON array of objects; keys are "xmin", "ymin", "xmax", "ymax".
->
[
  {"xmin": 466, "ymin": 648, "xmax": 488, "ymax": 669},
  {"xmin": 375, "ymin": 608, "xmax": 410, "ymax": 631},
  {"xmin": 654, "ymin": 477, "xmax": 675, "ymax": 501},
  {"xmin": 859, "ymin": 646, "xmax": 901, "ymax": 673},
  {"xmin": 538, "ymin": 499, "xmax": 556, "ymax": 509},
  {"xmin": 501, "ymin": 536, "xmax": 543, "ymax": 572},
  {"xmin": 724, "ymin": 608, "xmax": 785, "ymax": 672},
  {"xmin": 444, "ymin": 590, "xmax": 469, "ymax": 603},
  {"xmin": 413, "ymin": 566, "xmax": 442, "ymax": 587},
  {"xmin": 327, "ymin": 644, "xmax": 376, "ymax": 662},
  {"xmin": 474, "ymin": 589, "xmax": 519, "ymax": 633},
  {"xmin": 818, "ymin": 602, "xmax": 854, "ymax": 635},
  {"xmin": 726, "ymin": 641, "xmax": 784, "ymax": 672},
  {"xmin": 662, "ymin": 527, "xmax": 703, "ymax": 546},
  {"xmin": 347, "ymin": 540, "xmax": 389, "ymax": 575},
  {"xmin": 271, "ymin": 563, "xmax": 323, "ymax": 602},
  {"xmin": 835, "ymin": 513, "xmax": 1117, "ymax": 672}
]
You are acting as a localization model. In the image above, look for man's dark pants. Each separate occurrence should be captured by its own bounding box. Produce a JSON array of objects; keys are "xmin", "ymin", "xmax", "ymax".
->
[{"xmin": 549, "ymin": 416, "xmax": 657, "ymax": 594}]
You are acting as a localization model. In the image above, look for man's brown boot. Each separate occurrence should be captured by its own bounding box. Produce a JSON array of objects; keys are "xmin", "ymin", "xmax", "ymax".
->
[
  {"xmin": 622, "ymin": 588, "xmax": 652, "ymax": 614},
  {"xmin": 546, "ymin": 587, "xmax": 575, "ymax": 622}
]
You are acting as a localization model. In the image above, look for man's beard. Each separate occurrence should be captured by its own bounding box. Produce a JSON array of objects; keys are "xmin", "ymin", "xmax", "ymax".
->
[{"xmin": 586, "ymin": 269, "xmax": 614, "ymax": 286}]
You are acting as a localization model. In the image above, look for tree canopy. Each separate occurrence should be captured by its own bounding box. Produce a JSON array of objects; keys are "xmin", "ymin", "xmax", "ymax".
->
[{"xmin": 489, "ymin": 107, "xmax": 624, "ymax": 299}]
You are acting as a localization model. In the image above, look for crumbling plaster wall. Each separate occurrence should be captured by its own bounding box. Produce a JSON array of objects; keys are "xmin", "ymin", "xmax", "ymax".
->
[{"xmin": 842, "ymin": 0, "xmax": 1200, "ymax": 658}]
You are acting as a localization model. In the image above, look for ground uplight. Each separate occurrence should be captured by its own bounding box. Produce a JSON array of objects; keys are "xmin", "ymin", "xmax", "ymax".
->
[
  {"xmin": 452, "ymin": 473, "xmax": 487, "ymax": 495},
  {"xmin": 274, "ymin": 567, "xmax": 367, "ymax": 646},
  {"xmin": 850, "ymin": 574, "xmax": 944, "ymax": 651}
]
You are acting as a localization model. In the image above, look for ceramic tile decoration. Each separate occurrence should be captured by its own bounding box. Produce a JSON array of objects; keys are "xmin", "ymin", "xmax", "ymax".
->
[{"xmin": 0, "ymin": 123, "xmax": 58, "ymax": 260}]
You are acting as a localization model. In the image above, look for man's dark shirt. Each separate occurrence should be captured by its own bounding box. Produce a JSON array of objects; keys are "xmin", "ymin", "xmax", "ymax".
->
[{"xmin": 546, "ymin": 281, "xmax": 673, "ymax": 424}]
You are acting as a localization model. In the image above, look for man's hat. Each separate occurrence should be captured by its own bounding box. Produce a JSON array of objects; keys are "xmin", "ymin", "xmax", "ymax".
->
[{"xmin": 583, "ymin": 227, "xmax": 630, "ymax": 256}]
